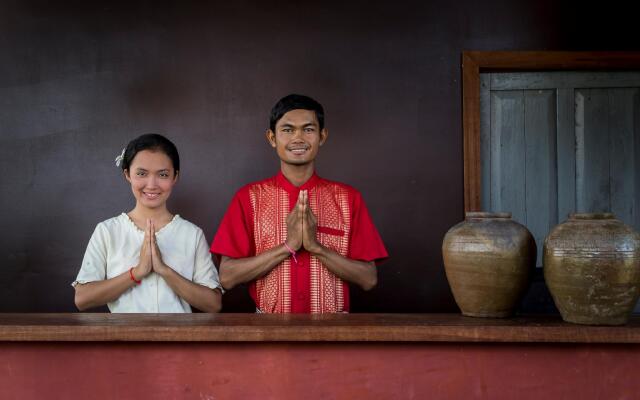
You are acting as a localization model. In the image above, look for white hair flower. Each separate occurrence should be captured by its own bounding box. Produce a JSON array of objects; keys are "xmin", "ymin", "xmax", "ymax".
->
[{"xmin": 115, "ymin": 147, "xmax": 126, "ymax": 167}]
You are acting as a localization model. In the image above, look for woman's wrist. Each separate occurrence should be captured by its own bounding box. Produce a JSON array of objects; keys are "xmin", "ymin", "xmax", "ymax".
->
[
  {"xmin": 132, "ymin": 265, "xmax": 149, "ymax": 280},
  {"xmin": 129, "ymin": 267, "xmax": 142, "ymax": 285},
  {"xmin": 154, "ymin": 262, "xmax": 172, "ymax": 277}
]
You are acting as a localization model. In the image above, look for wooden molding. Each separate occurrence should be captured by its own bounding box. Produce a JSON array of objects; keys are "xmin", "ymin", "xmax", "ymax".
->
[{"xmin": 462, "ymin": 51, "xmax": 640, "ymax": 212}]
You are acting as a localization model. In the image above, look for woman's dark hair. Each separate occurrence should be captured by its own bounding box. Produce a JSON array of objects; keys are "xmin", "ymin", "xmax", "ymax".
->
[
  {"xmin": 269, "ymin": 94, "xmax": 325, "ymax": 131},
  {"xmin": 121, "ymin": 133, "xmax": 180, "ymax": 174}
]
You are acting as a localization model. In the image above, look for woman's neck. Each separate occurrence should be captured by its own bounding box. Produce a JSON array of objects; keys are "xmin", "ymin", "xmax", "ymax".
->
[{"xmin": 127, "ymin": 205, "xmax": 173, "ymax": 229}]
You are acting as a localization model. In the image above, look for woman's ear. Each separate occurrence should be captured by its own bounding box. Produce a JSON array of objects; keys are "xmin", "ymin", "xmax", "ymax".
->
[{"xmin": 123, "ymin": 169, "xmax": 131, "ymax": 183}]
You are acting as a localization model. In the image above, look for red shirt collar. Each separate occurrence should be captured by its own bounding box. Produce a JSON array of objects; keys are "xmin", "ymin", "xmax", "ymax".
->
[{"xmin": 276, "ymin": 170, "xmax": 320, "ymax": 192}]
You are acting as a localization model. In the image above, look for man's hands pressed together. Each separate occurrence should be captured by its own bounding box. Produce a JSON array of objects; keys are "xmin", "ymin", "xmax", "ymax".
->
[
  {"xmin": 220, "ymin": 188, "xmax": 377, "ymax": 292},
  {"xmin": 285, "ymin": 190, "xmax": 322, "ymax": 255}
]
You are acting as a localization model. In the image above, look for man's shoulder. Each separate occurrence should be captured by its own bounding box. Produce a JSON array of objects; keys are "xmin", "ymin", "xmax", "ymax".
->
[
  {"xmin": 317, "ymin": 176, "xmax": 361, "ymax": 196},
  {"xmin": 234, "ymin": 175, "xmax": 279, "ymax": 196}
]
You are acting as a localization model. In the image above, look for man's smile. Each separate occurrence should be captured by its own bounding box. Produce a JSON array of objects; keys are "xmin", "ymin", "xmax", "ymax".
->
[{"xmin": 287, "ymin": 145, "xmax": 310, "ymax": 155}]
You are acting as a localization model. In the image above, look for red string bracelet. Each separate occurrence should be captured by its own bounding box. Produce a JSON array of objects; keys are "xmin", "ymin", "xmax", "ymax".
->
[
  {"xmin": 283, "ymin": 242, "xmax": 298, "ymax": 264},
  {"xmin": 129, "ymin": 267, "xmax": 141, "ymax": 285}
]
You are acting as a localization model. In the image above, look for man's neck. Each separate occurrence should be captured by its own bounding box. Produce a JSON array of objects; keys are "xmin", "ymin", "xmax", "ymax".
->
[{"xmin": 281, "ymin": 162, "xmax": 315, "ymax": 187}]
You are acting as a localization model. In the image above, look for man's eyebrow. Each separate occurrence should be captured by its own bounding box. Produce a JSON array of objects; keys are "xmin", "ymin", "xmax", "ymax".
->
[{"xmin": 280, "ymin": 121, "xmax": 317, "ymax": 127}]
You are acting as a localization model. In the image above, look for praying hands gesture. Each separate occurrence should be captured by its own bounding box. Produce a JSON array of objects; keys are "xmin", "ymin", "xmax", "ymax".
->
[
  {"xmin": 129, "ymin": 218, "xmax": 221, "ymax": 312},
  {"xmin": 131, "ymin": 219, "xmax": 170, "ymax": 281},
  {"xmin": 283, "ymin": 189, "xmax": 377, "ymax": 290},
  {"xmin": 285, "ymin": 190, "xmax": 322, "ymax": 254},
  {"xmin": 219, "ymin": 189, "xmax": 377, "ymax": 291}
]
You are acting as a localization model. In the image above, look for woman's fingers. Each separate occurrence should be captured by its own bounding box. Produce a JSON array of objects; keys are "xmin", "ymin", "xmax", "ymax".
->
[{"xmin": 143, "ymin": 218, "xmax": 149, "ymax": 240}]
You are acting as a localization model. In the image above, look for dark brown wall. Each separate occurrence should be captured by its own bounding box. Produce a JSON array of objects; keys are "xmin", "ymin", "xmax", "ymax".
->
[{"xmin": 1, "ymin": 0, "xmax": 637, "ymax": 312}]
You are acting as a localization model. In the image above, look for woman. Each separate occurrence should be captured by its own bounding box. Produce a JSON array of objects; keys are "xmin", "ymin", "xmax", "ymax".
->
[{"xmin": 73, "ymin": 134, "xmax": 222, "ymax": 312}]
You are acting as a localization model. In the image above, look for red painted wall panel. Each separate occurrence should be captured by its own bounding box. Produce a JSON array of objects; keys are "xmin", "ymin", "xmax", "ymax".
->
[{"xmin": 2, "ymin": 343, "xmax": 639, "ymax": 399}]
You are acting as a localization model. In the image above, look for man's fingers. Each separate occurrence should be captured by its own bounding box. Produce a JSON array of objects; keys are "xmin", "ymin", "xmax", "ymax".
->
[
  {"xmin": 296, "ymin": 190, "xmax": 303, "ymax": 208},
  {"xmin": 297, "ymin": 193, "xmax": 304, "ymax": 217},
  {"xmin": 309, "ymin": 205, "xmax": 316, "ymax": 222},
  {"xmin": 302, "ymin": 190, "xmax": 308, "ymax": 213}
]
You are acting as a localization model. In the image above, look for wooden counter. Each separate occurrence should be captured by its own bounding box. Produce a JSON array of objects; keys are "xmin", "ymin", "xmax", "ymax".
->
[
  {"xmin": 1, "ymin": 313, "xmax": 639, "ymax": 342},
  {"xmin": 2, "ymin": 314, "xmax": 639, "ymax": 399}
]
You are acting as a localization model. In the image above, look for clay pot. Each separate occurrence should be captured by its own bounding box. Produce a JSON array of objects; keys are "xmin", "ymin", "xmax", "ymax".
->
[
  {"xmin": 544, "ymin": 213, "xmax": 640, "ymax": 325},
  {"xmin": 442, "ymin": 212, "xmax": 536, "ymax": 318}
]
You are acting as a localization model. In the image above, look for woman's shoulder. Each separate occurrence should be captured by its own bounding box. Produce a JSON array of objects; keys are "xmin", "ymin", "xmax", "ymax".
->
[
  {"xmin": 94, "ymin": 213, "xmax": 135, "ymax": 232},
  {"xmin": 169, "ymin": 215, "xmax": 205, "ymax": 236}
]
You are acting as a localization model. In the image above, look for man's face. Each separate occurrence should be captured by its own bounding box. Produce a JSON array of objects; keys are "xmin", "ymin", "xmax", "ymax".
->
[{"xmin": 267, "ymin": 109, "xmax": 328, "ymax": 166}]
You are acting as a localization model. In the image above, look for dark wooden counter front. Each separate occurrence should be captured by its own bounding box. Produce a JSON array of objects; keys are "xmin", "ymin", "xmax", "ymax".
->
[
  {"xmin": 1, "ymin": 313, "xmax": 640, "ymax": 342},
  {"xmin": 3, "ymin": 314, "xmax": 640, "ymax": 399}
]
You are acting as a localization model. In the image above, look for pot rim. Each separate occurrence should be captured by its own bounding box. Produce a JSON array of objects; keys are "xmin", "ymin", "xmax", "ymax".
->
[
  {"xmin": 465, "ymin": 212, "xmax": 512, "ymax": 219},
  {"xmin": 569, "ymin": 213, "xmax": 615, "ymax": 220}
]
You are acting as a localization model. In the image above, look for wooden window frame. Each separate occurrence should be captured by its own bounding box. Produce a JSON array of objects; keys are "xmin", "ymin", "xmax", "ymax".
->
[{"xmin": 462, "ymin": 51, "xmax": 640, "ymax": 212}]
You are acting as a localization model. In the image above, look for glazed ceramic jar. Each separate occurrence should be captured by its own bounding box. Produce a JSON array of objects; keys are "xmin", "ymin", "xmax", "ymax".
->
[
  {"xmin": 544, "ymin": 213, "xmax": 640, "ymax": 325},
  {"xmin": 442, "ymin": 212, "xmax": 536, "ymax": 318}
]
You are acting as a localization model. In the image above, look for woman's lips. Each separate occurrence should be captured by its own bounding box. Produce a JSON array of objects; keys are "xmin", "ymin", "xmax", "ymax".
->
[{"xmin": 143, "ymin": 192, "xmax": 160, "ymax": 199}]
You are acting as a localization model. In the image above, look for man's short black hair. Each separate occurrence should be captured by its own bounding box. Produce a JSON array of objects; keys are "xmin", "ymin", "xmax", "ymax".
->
[{"xmin": 269, "ymin": 94, "xmax": 325, "ymax": 131}]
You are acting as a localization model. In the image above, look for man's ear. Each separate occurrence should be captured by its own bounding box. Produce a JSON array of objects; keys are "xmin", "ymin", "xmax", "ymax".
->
[
  {"xmin": 320, "ymin": 128, "xmax": 328, "ymax": 146},
  {"xmin": 266, "ymin": 129, "xmax": 277, "ymax": 147}
]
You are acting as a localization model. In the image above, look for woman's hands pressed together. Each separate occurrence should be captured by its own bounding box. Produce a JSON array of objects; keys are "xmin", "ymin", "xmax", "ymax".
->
[
  {"xmin": 132, "ymin": 219, "xmax": 153, "ymax": 281},
  {"xmin": 132, "ymin": 219, "xmax": 171, "ymax": 282},
  {"xmin": 129, "ymin": 218, "xmax": 221, "ymax": 312}
]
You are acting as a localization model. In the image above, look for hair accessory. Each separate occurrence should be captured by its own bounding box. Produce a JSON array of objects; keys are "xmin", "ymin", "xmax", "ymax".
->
[
  {"xmin": 115, "ymin": 147, "xmax": 126, "ymax": 167},
  {"xmin": 283, "ymin": 242, "xmax": 298, "ymax": 264}
]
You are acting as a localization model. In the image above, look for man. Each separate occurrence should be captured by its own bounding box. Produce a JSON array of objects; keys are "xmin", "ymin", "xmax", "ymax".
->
[{"xmin": 211, "ymin": 94, "xmax": 388, "ymax": 313}]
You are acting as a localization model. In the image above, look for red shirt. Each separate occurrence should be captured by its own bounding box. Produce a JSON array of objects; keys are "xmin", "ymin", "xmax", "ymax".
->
[{"xmin": 211, "ymin": 171, "xmax": 388, "ymax": 313}]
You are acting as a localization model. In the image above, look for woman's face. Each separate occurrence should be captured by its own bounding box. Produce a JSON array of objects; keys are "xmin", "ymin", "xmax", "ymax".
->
[{"xmin": 124, "ymin": 149, "xmax": 178, "ymax": 210}]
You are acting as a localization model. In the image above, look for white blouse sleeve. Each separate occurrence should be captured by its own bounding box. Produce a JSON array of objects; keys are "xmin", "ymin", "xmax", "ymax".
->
[
  {"xmin": 72, "ymin": 223, "xmax": 109, "ymax": 286},
  {"xmin": 192, "ymin": 229, "xmax": 223, "ymax": 292}
]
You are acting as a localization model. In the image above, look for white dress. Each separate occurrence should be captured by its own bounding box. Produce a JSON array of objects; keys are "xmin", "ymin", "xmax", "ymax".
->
[{"xmin": 73, "ymin": 213, "xmax": 222, "ymax": 313}]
